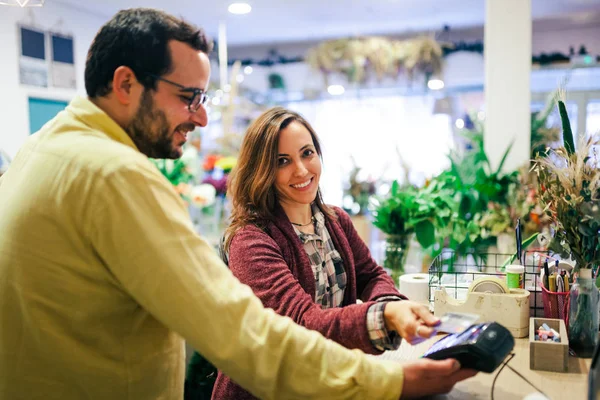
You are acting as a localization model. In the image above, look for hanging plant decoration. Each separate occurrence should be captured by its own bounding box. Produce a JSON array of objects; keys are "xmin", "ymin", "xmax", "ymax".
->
[{"xmin": 306, "ymin": 36, "xmax": 450, "ymax": 84}]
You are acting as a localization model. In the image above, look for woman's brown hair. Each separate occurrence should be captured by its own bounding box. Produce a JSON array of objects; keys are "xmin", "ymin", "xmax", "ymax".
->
[{"xmin": 224, "ymin": 106, "xmax": 335, "ymax": 251}]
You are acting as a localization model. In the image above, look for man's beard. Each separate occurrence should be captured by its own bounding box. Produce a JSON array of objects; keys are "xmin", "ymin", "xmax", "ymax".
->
[{"xmin": 127, "ymin": 89, "xmax": 179, "ymax": 159}]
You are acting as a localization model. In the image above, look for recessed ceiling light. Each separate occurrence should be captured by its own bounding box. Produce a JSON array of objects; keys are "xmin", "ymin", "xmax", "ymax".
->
[
  {"xmin": 427, "ymin": 78, "xmax": 444, "ymax": 91},
  {"xmin": 228, "ymin": 3, "xmax": 251, "ymax": 15},
  {"xmin": 327, "ymin": 85, "xmax": 345, "ymax": 96}
]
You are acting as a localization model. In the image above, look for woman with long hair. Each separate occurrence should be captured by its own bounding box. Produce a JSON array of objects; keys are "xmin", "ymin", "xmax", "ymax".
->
[{"xmin": 211, "ymin": 107, "xmax": 465, "ymax": 399}]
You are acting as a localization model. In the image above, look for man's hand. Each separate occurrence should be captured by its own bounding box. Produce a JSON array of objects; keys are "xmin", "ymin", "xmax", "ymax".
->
[
  {"xmin": 383, "ymin": 301, "xmax": 439, "ymax": 344},
  {"xmin": 400, "ymin": 358, "xmax": 478, "ymax": 399}
]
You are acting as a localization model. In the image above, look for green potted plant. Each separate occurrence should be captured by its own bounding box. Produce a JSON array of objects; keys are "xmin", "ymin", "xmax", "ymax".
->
[
  {"xmin": 428, "ymin": 126, "xmax": 518, "ymax": 259},
  {"xmin": 370, "ymin": 181, "xmax": 454, "ymax": 285},
  {"xmin": 534, "ymin": 91, "xmax": 600, "ymax": 357}
]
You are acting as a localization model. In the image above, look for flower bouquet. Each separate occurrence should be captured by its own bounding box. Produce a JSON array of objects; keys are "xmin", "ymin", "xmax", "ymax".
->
[{"xmin": 534, "ymin": 90, "xmax": 600, "ymax": 357}]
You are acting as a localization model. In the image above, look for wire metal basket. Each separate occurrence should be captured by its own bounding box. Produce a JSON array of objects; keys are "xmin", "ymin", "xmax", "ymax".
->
[{"xmin": 428, "ymin": 249, "xmax": 549, "ymax": 317}]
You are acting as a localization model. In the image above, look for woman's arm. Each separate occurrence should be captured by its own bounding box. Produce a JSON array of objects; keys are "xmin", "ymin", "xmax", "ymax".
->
[{"xmin": 333, "ymin": 208, "xmax": 441, "ymax": 345}]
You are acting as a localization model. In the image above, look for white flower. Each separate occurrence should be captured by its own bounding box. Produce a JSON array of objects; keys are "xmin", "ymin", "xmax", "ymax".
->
[{"xmin": 190, "ymin": 184, "xmax": 216, "ymax": 207}]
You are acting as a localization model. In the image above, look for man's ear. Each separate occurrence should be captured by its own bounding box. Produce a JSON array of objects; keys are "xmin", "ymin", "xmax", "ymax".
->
[{"xmin": 112, "ymin": 66, "xmax": 139, "ymax": 105}]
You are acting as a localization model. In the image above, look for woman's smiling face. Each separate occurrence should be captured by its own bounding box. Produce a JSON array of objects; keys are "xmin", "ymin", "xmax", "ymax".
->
[{"xmin": 274, "ymin": 121, "xmax": 322, "ymax": 208}]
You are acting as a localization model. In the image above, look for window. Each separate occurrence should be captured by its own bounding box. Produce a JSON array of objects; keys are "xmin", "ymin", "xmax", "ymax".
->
[{"xmin": 586, "ymin": 101, "xmax": 600, "ymax": 137}]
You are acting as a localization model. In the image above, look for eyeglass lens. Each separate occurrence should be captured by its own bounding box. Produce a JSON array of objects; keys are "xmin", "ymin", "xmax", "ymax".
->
[{"xmin": 189, "ymin": 91, "xmax": 209, "ymax": 112}]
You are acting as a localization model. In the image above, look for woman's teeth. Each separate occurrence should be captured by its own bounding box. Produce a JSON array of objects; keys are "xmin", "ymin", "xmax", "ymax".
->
[{"xmin": 292, "ymin": 179, "xmax": 311, "ymax": 188}]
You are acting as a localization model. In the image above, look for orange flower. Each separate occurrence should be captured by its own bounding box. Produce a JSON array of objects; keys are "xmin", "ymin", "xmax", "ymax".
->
[{"xmin": 203, "ymin": 154, "xmax": 222, "ymax": 172}]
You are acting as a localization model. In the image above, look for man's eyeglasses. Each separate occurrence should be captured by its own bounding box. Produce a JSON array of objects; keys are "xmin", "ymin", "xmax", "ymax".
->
[{"xmin": 145, "ymin": 73, "xmax": 209, "ymax": 113}]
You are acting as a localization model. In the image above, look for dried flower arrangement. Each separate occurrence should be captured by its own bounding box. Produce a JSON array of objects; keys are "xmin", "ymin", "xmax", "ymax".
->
[
  {"xmin": 306, "ymin": 36, "xmax": 447, "ymax": 84},
  {"xmin": 534, "ymin": 89, "xmax": 600, "ymax": 272}
]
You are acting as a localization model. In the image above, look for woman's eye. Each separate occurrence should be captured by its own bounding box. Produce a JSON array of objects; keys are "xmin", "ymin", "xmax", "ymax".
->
[
  {"xmin": 303, "ymin": 149, "xmax": 315, "ymax": 157},
  {"xmin": 277, "ymin": 158, "xmax": 289, "ymax": 166}
]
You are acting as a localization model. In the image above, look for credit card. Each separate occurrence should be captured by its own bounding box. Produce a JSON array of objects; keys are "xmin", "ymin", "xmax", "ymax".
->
[{"xmin": 436, "ymin": 312, "xmax": 480, "ymax": 334}]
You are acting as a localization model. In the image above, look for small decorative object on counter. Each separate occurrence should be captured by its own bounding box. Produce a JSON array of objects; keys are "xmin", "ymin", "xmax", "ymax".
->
[
  {"xmin": 529, "ymin": 317, "xmax": 569, "ymax": 373},
  {"xmin": 506, "ymin": 264, "xmax": 525, "ymax": 289},
  {"xmin": 534, "ymin": 322, "xmax": 561, "ymax": 343},
  {"xmin": 568, "ymin": 268, "xmax": 599, "ymax": 358}
]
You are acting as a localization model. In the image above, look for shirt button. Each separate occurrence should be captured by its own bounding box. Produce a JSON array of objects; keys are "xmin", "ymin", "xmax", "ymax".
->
[{"xmin": 322, "ymin": 261, "xmax": 326, "ymax": 267}]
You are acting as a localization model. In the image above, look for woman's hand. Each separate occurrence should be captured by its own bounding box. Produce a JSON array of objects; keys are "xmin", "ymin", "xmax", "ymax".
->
[
  {"xmin": 400, "ymin": 358, "xmax": 478, "ymax": 399},
  {"xmin": 383, "ymin": 301, "xmax": 440, "ymax": 344}
]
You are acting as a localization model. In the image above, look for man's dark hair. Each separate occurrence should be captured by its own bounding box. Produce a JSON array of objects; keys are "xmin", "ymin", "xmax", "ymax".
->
[{"xmin": 85, "ymin": 8, "xmax": 212, "ymax": 98}]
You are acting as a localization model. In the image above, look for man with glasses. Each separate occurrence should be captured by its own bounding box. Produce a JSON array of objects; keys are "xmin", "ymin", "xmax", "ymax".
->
[{"xmin": 0, "ymin": 8, "xmax": 475, "ymax": 400}]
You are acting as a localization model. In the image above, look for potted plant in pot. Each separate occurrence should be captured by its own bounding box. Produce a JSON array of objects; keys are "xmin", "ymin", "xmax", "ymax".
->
[
  {"xmin": 534, "ymin": 91, "xmax": 600, "ymax": 357},
  {"xmin": 370, "ymin": 180, "xmax": 454, "ymax": 286},
  {"xmin": 426, "ymin": 124, "xmax": 520, "ymax": 259}
]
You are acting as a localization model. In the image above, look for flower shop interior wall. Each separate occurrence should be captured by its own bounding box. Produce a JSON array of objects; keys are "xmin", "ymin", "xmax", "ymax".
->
[{"xmin": 0, "ymin": 3, "xmax": 105, "ymax": 158}]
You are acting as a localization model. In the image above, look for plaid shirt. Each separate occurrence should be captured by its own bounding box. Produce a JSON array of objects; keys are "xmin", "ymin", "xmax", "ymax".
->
[{"xmin": 294, "ymin": 205, "xmax": 401, "ymax": 351}]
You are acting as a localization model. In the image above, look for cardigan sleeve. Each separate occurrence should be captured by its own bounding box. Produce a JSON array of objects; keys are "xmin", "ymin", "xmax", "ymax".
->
[
  {"xmin": 228, "ymin": 226, "xmax": 383, "ymax": 355},
  {"xmin": 333, "ymin": 207, "xmax": 407, "ymax": 302}
]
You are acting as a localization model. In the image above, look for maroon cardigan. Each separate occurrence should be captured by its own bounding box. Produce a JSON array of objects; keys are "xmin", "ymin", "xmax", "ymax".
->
[{"xmin": 212, "ymin": 205, "xmax": 404, "ymax": 400}]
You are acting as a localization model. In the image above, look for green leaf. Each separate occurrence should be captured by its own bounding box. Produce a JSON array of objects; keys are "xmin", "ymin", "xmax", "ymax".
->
[
  {"xmin": 495, "ymin": 141, "xmax": 514, "ymax": 175},
  {"xmin": 415, "ymin": 220, "xmax": 436, "ymax": 248},
  {"xmin": 557, "ymin": 100, "xmax": 575, "ymax": 155},
  {"xmin": 459, "ymin": 195, "xmax": 472, "ymax": 217},
  {"xmin": 391, "ymin": 180, "xmax": 400, "ymax": 196}
]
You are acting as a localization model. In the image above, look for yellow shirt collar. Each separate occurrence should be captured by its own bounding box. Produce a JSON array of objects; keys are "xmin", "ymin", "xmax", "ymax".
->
[{"xmin": 67, "ymin": 96, "xmax": 139, "ymax": 152}]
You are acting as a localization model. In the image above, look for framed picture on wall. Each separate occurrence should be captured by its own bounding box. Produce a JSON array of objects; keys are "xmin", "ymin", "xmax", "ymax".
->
[
  {"xmin": 28, "ymin": 97, "xmax": 69, "ymax": 134},
  {"xmin": 50, "ymin": 32, "xmax": 76, "ymax": 89},
  {"xmin": 19, "ymin": 26, "xmax": 48, "ymax": 87}
]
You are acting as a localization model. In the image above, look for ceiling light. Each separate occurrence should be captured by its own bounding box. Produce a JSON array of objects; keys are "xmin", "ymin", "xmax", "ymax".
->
[
  {"xmin": 243, "ymin": 66, "xmax": 253, "ymax": 75},
  {"xmin": 427, "ymin": 78, "xmax": 444, "ymax": 91},
  {"xmin": 0, "ymin": 0, "xmax": 45, "ymax": 6},
  {"xmin": 228, "ymin": 2, "xmax": 251, "ymax": 15},
  {"xmin": 455, "ymin": 118, "xmax": 465, "ymax": 129},
  {"xmin": 236, "ymin": 74, "xmax": 244, "ymax": 83},
  {"xmin": 327, "ymin": 85, "xmax": 345, "ymax": 96}
]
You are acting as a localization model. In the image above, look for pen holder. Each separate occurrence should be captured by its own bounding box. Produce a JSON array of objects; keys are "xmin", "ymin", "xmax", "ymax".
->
[
  {"xmin": 540, "ymin": 284, "xmax": 569, "ymax": 326},
  {"xmin": 529, "ymin": 317, "xmax": 568, "ymax": 372}
]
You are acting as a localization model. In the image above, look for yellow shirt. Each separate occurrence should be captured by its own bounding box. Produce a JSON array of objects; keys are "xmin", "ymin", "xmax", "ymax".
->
[{"xmin": 0, "ymin": 97, "xmax": 404, "ymax": 400}]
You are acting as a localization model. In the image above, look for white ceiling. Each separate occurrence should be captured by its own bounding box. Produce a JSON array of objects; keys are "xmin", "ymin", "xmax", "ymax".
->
[{"xmin": 53, "ymin": 0, "xmax": 600, "ymax": 46}]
